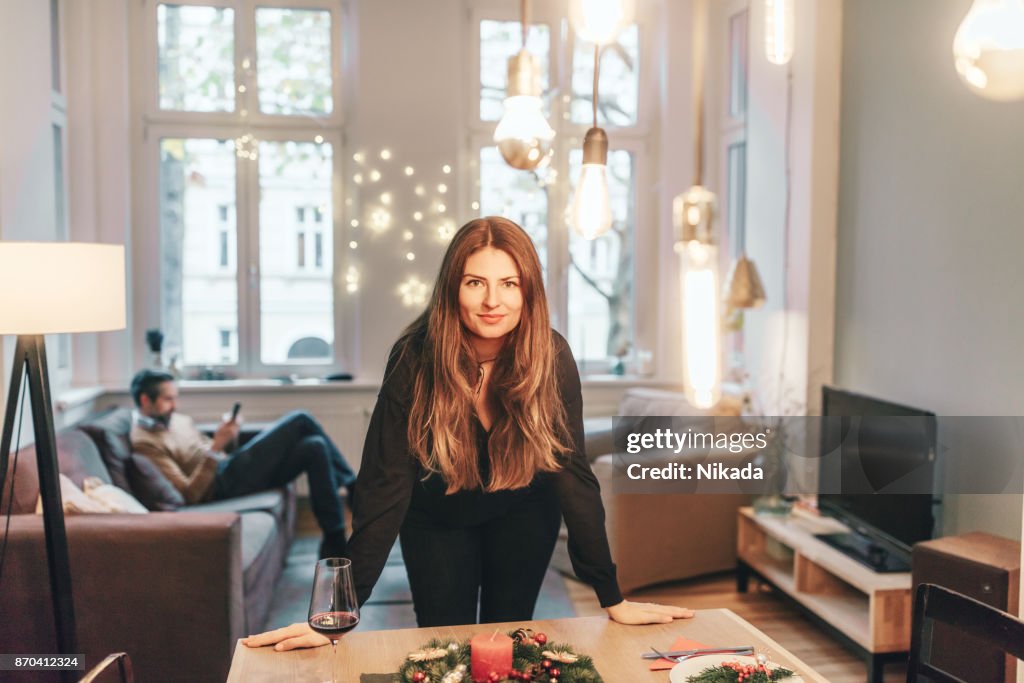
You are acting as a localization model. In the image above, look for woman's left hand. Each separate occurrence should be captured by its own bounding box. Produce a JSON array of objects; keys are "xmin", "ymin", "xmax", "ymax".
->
[{"xmin": 605, "ymin": 600, "xmax": 695, "ymax": 625}]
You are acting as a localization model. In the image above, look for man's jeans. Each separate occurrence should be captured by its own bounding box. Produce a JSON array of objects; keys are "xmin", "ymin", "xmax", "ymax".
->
[{"xmin": 215, "ymin": 410, "xmax": 356, "ymax": 535}]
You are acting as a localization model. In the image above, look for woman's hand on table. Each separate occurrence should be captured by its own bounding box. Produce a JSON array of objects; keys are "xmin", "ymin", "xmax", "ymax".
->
[
  {"xmin": 605, "ymin": 600, "xmax": 695, "ymax": 625},
  {"xmin": 242, "ymin": 623, "xmax": 330, "ymax": 651}
]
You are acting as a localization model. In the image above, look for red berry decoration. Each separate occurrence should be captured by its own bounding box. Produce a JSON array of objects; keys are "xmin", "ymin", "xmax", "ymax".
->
[
  {"xmin": 488, "ymin": 673, "xmax": 500, "ymax": 682},
  {"xmin": 549, "ymin": 668, "xmax": 560, "ymax": 678},
  {"xmin": 541, "ymin": 659, "xmax": 552, "ymax": 669},
  {"xmin": 534, "ymin": 633, "xmax": 548, "ymax": 646},
  {"xmin": 412, "ymin": 673, "xmax": 426, "ymax": 683}
]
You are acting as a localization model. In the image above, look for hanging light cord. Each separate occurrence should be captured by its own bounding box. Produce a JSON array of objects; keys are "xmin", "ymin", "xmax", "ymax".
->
[
  {"xmin": 776, "ymin": 64, "xmax": 794, "ymax": 412},
  {"xmin": 692, "ymin": 0, "xmax": 708, "ymax": 185},
  {"xmin": 520, "ymin": 0, "xmax": 529, "ymax": 49},
  {"xmin": 592, "ymin": 44, "xmax": 601, "ymax": 128}
]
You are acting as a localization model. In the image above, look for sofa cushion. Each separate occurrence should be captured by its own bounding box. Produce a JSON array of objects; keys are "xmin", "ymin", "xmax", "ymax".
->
[
  {"xmin": 79, "ymin": 408, "xmax": 134, "ymax": 492},
  {"xmin": 4, "ymin": 430, "xmax": 111, "ymax": 515},
  {"xmin": 127, "ymin": 454, "xmax": 185, "ymax": 511},
  {"xmin": 238, "ymin": 511, "xmax": 276, "ymax": 570},
  {"xmin": 184, "ymin": 489, "xmax": 287, "ymax": 521}
]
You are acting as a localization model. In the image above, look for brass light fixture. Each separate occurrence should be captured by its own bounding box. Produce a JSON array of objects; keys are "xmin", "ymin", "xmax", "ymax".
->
[
  {"xmin": 569, "ymin": 45, "xmax": 613, "ymax": 240},
  {"xmin": 725, "ymin": 7, "xmax": 766, "ymax": 310},
  {"xmin": 493, "ymin": 0, "xmax": 555, "ymax": 170}
]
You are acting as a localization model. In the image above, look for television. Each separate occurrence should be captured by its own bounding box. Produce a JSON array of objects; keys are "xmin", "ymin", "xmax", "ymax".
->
[{"xmin": 816, "ymin": 386, "xmax": 937, "ymax": 573}]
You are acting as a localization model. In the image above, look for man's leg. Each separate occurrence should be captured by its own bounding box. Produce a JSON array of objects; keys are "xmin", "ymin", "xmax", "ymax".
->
[{"xmin": 217, "ymin": 410, "xmax": 355, "ymax": 496}]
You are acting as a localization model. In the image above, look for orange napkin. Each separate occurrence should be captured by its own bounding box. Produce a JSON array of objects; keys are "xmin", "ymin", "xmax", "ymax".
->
[{"xmin": 649, "ymin": 636, "xmax": 710, "ymax": 671}]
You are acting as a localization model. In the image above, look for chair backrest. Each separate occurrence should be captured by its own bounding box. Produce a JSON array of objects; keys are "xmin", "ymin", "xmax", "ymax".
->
[
  {"xmin": 80, "ymin": 652, "xmax": 134, "ymax": 683},
  {"xmin": 908, "ymin": 583, "xmax": 1024, "ymax": 683}
]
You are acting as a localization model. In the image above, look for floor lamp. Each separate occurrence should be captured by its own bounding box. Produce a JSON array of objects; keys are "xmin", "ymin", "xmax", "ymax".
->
[{"xmin": 0, "ymin": 242, "xmax": 126, "ymax": 669}]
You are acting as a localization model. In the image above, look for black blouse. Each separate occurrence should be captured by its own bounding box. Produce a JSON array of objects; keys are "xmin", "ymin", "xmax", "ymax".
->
[{"xmin": 346, "ymin": 331, "xmax": 623, "ymax": 609}]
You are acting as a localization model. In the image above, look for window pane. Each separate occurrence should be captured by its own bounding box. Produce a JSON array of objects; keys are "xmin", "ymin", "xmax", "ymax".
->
[
  {"xmin": 572, "ymin": 24, "xmax": 639, "ymax": 127},
  {"xmin": 478, "ymin": 146, "xmax": 548, "ymax": 277},
  {"xmin": 729, "ymin": 10, "xmax": 749, "ymax": 117},
  {"xmin": 480, "ymin": 20, "xmax": 551, "ymax": 122},
  {"xmin": 256, "ymin": 8, "xmax": 333, "ymax": 116},
  {"xmin": 567, "ymin": 149, "xmax": 635, "ymax": 364},
  {"xmin": 159, "ymin": 138, "xmax": 238, "ymax": 366},
  {"xmin": 259, "ymin": 140, "xmax": 334, "ymax": 365},
  {"xmin": 158, "ymin": 4, "xmax": 235, "ymax": 112},
  {"xmin": 726, "ymin": 141, "xmax": 747, "ymax": 258}
]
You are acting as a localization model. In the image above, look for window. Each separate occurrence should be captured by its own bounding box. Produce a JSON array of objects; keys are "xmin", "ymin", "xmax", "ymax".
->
[
  {"xmin": 145, "ymin": 1, "xmax": 345, "ymax": 374},
  {"xmin": 471, "ymin": 6, "xmax": 652, "ymax": 372}
]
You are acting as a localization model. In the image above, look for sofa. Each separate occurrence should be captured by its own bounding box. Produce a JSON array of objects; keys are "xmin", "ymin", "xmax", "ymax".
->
[
  {"xmin": 0, "ymin": 408, "xmax": 295, "ymax": 682},
  {"xmin": 552, "ymin": 388, "xmax": 755, "ymax": 593}
]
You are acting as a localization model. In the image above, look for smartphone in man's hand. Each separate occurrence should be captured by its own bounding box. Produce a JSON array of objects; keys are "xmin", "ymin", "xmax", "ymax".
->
[{"xmin": 230, "ymin": 401, "xmax": 242, "ymax": 422}]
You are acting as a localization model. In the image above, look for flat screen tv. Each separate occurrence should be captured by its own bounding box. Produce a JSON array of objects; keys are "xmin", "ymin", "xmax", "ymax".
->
[{"xmin": 816, "ymin": 386, "xmax": 937, "ymax": 572}]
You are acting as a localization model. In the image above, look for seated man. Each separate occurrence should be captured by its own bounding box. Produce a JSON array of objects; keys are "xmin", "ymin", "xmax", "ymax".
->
[{"xmin": 129, "ymin": 369, "xmax": 355, "ymax": 558}]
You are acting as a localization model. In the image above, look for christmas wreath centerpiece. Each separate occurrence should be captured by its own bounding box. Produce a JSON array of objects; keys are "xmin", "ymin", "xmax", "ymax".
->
[
  {"xmin": 684, "ymin": 656, "xmax": 796, "ymax": 682},
  {"xmin": 395, "ymin": 628, "xmax": 602, "ymax": 683}
]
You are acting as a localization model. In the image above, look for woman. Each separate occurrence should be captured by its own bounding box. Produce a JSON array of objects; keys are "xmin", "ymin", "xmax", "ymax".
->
[{"xmin": 245, "ymin": 217, "xmax": 691, "ymax": 651}]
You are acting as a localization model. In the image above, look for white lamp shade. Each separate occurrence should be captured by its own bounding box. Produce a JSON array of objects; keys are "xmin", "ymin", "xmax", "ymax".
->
[{"xmin": 0, "ymin": 242, "xmax": 126, "ymax": 334}]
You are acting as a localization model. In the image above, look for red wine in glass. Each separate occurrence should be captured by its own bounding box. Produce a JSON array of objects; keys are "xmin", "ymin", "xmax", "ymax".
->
[
  {"xmin": 309, "ymin": 611, "xmax": 359, "ymax": 638},
  {"xmin": 308, "ymin": 557, "xmax": 359, "ymax": 683}
]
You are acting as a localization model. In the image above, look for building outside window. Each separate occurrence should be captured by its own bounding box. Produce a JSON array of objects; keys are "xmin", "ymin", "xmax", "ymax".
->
[{"xmin": 146, "ymin": 2, "xmax": 344, "ymax": 373}]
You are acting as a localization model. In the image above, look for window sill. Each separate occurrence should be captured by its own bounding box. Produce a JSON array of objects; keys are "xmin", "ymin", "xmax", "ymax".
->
[
  {"xmin": 55, "ymin": 386, "xmax": 107, "ymax": 413},
  {"xmin": 580, "ymin": 375, "xmax": 679, "ymax": 388}
]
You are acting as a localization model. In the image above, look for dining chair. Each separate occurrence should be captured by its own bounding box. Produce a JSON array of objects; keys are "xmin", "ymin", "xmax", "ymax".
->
[
  {"xmin": 907, "ymin": 582, "xmax": 1024, "ymax": 683},
  {"xmin": 79, "ymin": 652, "xmax": 134, "ymax": 683}
]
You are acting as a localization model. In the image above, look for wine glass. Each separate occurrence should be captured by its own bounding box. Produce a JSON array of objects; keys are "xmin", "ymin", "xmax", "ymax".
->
[{"xmin": 308, "ymin": 557, "xmax": 359, "ymax": 683}]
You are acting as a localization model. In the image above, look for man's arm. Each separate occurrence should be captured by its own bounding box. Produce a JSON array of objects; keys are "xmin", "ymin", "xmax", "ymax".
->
[{"xmin": 134, "ymin": 442, "xmax": 218, "ymax": 505}]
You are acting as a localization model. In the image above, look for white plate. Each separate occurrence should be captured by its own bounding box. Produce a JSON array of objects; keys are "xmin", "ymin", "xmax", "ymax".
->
[{"xmin": 668, "ymin": 654, "xmax": 804, "ymax": 683}]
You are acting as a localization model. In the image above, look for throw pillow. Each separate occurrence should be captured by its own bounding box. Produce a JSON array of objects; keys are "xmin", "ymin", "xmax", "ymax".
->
[
  {"xmin": 81, "ymin": 477, "xmax": 148, "ymax": 514},
  {"xmin": 79, "ymin": 410, "xmax": 134, "ymax": 492},
  {"xmin": 127, "ymin": 454, "xmax": 185, "ymax": 511},
  {"xmin": 36, "ymin": 474, "xmax": 109, "ymax": 514}
]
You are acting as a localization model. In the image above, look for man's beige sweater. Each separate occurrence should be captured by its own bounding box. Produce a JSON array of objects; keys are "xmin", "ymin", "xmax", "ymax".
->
[{"xmin": 130, "ymin": 413, "xmax": 223, "ymax": 504}]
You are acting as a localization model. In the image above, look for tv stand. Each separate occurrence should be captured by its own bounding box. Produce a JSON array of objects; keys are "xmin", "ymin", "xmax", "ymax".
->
[
  {"xmin": 815, "ymin": 532, "xmax": 912, "ymax": 573},
  {"xmin": 736, "ymin": 507, "xmax": 911, "ymax": 683}
]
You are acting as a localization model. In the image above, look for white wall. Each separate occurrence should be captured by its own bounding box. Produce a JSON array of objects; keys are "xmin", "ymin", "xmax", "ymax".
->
[{"xmin": 834, "ymin": 0, "xmax": 1024, "ymax": 540}]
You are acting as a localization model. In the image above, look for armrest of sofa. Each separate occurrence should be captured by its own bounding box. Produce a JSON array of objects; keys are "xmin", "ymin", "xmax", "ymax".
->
[
  {"xmin": 583, "ymin": 416, "xmax": 616, "ymax": 461},
  {"xmin": 0, "ymin": 512, "xmax": 245, "ymax": 683}
]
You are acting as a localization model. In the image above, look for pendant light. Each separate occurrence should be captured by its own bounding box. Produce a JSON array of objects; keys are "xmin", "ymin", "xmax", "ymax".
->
[
  {"xmin": 494, "ymin": 0, "xmax": 556, "ymax": 170},
  {"xmin": 953, "ymin": 0, "xmax": 1024, "ymax": 101},
  {"xmin": 674, "ymin": 0, "xmax": 722, "ymax": 410},
  {"xmin": 725, "ymin": 7, "xmax": 766, "ymax": 310},
  {"xmin": 569, "ymin": 0, "xmax": 635, "ymax": 45},
  {"xmin": 764, "ymin": 0, "xmax": 795, "ymax": 65},
  {"xmin": 569, "ymin": 45, "xmax": 613, "ymax": 240}
]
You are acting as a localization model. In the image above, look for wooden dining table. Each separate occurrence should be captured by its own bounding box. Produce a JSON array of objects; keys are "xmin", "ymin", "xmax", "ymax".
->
[{"xmin": 227, "ymin": 609, "xmax": 828, "ymax": 682}]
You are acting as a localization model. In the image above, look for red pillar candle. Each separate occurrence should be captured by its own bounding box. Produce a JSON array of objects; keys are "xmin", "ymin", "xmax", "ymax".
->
[{"xmin": 470, "ymin": 631, "xmax": 513, "ymax": 681}]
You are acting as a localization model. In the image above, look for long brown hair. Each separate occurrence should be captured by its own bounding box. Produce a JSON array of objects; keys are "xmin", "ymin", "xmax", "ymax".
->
[{"xmin": 395, "ymin": 217, "xmax": 572, "ymax": 493}]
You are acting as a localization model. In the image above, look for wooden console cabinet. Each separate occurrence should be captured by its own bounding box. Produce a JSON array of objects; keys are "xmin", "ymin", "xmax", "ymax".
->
[{"xmin": 736, "ymin": 507, "xmax": 912, "ymax": 683}]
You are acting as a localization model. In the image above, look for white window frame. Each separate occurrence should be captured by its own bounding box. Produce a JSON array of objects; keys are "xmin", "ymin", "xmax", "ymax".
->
[
  {"xmin": 133, "ymin": 0, "xmax": 355, "ymax": 377},
  {"xmin": 51, "ymin": 0, "xmax": 73, "ymax": 387},
  {"xmin": 466, "ymin": 1, "xmax": 657, "ymax": 376}
]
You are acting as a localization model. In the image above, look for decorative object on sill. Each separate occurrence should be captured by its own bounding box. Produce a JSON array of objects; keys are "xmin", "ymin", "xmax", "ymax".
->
[
  {"xmin": 494, "ymin": 0, "xmax": 555, "ymax": 171},
  {"xmin": 569, "ymin": 0, "xmax": 634, "ymax": 45},
  {"xmin": 569, "ymin": 45, "xmax": 613, "ymax": 240},
  {"xmin": 609, "ymin": 342, "xmax": 630, "ymax": 376},
  {"xmin": 145, "ymin": 328, "xmax": 164, "ymax": 368},
  {"xmin": 764, "ymin": 0, "xmax": 795, "ymax": 65},
  {"xmin": 0, "ymin": 242, "xmax": 127, "ymax": 678},
  {"xmin": 395, "ymin": 629, "xmax": 601, "ymax": 682},
  {"xmin": 952, "ymin": 0, "xmax": 1024, "ymax": 101},
  {"xmin": 674, "ymin": 0, "xmax": 722, "ymax": 411}
]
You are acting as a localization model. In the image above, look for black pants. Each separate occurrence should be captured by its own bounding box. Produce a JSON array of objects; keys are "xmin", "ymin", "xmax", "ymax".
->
[
  {"xmin": 399, "ymin": 486, "xmax": 562, "ymax": 626},
  {"xmin": 214, "ymin": 410, "xmax": 356, "ymax": 536}
]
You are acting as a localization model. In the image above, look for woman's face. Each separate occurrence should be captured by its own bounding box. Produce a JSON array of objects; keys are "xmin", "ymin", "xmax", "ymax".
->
[{"xmin": 459, "ymin": 247, "xmax": 523, "ymax": 343}]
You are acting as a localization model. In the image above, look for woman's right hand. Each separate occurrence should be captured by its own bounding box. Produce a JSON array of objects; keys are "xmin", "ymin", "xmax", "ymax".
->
[{"xmin": 242, "ymin": 623, "xmax": 330, "ymax": 651}]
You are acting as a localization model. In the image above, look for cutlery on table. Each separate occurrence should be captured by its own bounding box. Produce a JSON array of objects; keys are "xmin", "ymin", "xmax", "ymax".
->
[{"xmin": 644, "ymin": 646, "xmax": 755, "ymax": 662}]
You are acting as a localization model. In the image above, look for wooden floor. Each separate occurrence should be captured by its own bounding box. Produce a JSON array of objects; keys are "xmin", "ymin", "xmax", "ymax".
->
[{"xmin": 572, "ymin": 573, "xmax": 907, "ymax": 683}]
